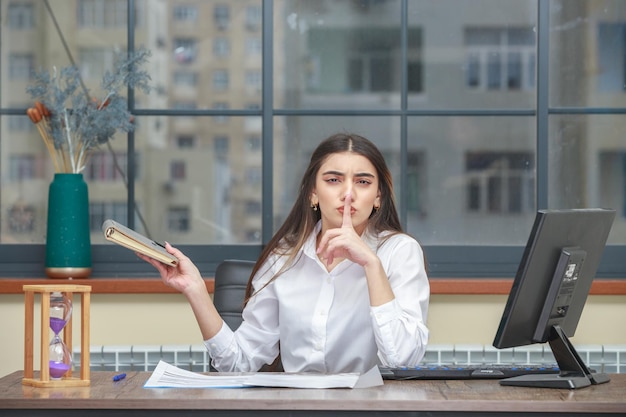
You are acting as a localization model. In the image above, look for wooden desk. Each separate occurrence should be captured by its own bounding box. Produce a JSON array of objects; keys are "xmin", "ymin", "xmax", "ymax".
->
[{"xmin": 1, "ymin": 371, "xmax": 625, "ymax": 416}]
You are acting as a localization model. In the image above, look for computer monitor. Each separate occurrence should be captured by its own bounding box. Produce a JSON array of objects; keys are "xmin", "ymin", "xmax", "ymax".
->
[{"xmin": 492, "ymin": 208, "xmax": 616, "ymax": 389}]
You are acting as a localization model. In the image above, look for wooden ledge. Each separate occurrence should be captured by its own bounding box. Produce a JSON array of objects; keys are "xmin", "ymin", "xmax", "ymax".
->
[{"xmin": 1, "ymin": 278, "xmax": 625, "ymax": 295}]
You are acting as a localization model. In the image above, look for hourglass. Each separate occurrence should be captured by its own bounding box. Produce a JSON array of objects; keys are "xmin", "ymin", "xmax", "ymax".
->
[
  {"xmin": 23, "ymin": 284, "xmax": 91, "ymax": 388},
  {"xmin": 49, "ymin": 291, "xmax": 73, "ymax": 379}
]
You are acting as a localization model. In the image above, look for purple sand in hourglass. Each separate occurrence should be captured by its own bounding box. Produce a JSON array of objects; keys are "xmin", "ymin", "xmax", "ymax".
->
[
  {"xmin": 49, "ymin": 361, "xmax": 71, "ymax": 379},
  {"xmin": 50, "ymin": 317, "xmax": 66, "ymax": 334}
]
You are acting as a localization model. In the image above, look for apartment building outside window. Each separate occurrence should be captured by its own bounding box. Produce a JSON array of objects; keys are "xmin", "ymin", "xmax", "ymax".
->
[{"xmin": 7, "ymin": 2, "xmax": 34, "ymax": 29}]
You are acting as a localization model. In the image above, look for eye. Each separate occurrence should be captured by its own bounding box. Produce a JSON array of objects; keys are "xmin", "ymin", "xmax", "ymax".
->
[{"xmin": 324, "ymin": 177, "xmax": 340, "ymax": 183}]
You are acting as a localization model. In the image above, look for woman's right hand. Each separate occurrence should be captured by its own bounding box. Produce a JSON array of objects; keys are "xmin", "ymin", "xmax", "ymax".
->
[{"xmin": 136, "ymin": 242, "xmax": 205, "ymax": 297}]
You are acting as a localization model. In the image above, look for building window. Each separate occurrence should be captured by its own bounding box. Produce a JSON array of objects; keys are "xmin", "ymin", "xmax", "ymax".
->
[
  {"xmin": 246, "ymin": 37, "xmax": 262, "ymax": 56},
  {"xmin": 213, "ymin": 38, "xmax": 230, "ymax": 57},
  {"xmin": 7, "ymin": 2, "xmax": 34, "ymax": 29},
  {"xmin": 245, "ymin": 70, "xmax": 262, "ymax": 93},
  {"xmin": 170, "ymin": 160, "xmax": 186, "ymax": 180},
  {"xmin": 246, "ymin": 135, "xmax": 262, "ymax": 152},
  {"xmin": 173, "ymin": 5, "xmax": 197, "ymax": 23},
  {"xmin": 213, "ymin": 70, "xmax": 229, "ymax": 91},
  {"xmin": 78, "ymin": 0, "xmax": 127, "ymax": 28},
  {"xmin": 173, "ymin": 71, "xmax": 198, "ymax": 87},
  {"xmin": 245, "ymin": 200, "xmax": 262, "ymax": 215},
  {"xmin": 466, "ymin": 152, "xmax": 534, "ymax": 214},
  {"xmin": 174, "ymin": 38, "xmax": 198, "ymax": 64},
  {"xmin": 175, "ymin": 135, "xmax": 196, "ymax": 149},
  {"xmin": 8, "ymin": 115, "xmax": 35, "ymax": 132},
  {"xmin": 213, "ymin": 102, "xmax": 229, "ymax": 123},
  {"xmin": 245, "ymin": 5, "xmax": 261, "ymax": 30},
  {"xmin": 85, "ymin": 152, "xmax": 128, "ymax": 181},
  {"xmin": 214, "ymin": 5, "xmax": 230, "ymax": 30},
  {"xmin": 8, "ymin": 155, "xmax": 39, "ymax": 180},
  {"xmin": 245, "ymin": 167, "xmax": 262, "ymax": 187},
  {"xmin": 465, "ymin": 27, "xmax": 535, "ymax": 91},
  {"xmin": 8, "ymin": 203, "xmax": 36, "ymax": 233},
  {"xmin": 214, "ymin": 135, "xmax": 229, "ymax": 159},
  {"xmin": 89, "ymin": 202, "xmax": 127, "ymax": 231},
  {"xmin": 9, "ymin": 53, "xmax": 34, "ymax": 79},
  {"xmin": 79, "ymin": 48, "xmax": 117, "ymax": 80},
  {"xmin": 168, "ymin": 207, "xmax": 190, "ymax": 232},
  {"xmin": 597, "ymin": 23, "xmax": 626, "ymax": 91},
  {"xmin": 407, "ymin": 151, "xmax": 426, "ymax": 216}
]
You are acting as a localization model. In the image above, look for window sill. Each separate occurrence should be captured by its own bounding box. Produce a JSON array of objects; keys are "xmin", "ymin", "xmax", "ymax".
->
[{"xmin": 0, "ymin": 278, "xmax": 625, "ymax": 295}]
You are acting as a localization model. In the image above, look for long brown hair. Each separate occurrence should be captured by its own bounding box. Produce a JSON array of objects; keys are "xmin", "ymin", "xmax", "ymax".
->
[{"xmin": 244, "ymin": 132, "xmax": 403, "ymax": 302}]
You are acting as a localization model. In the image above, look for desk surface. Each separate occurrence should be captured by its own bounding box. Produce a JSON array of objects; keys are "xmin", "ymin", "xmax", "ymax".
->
[{"xmin": 1, "ymin": 371, "xmax": 625, "ymax": 416}]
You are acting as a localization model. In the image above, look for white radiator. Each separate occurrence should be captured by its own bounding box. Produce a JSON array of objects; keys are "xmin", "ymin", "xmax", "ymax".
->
[{"xmin": 75, "ymin": 343, "xmax": 626, "ymax": 373}]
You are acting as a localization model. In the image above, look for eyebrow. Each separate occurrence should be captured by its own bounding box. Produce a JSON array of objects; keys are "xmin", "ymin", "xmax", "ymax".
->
[{"xmin": 321, "ymin": 170, "xmax": 376, "ymax": 179}]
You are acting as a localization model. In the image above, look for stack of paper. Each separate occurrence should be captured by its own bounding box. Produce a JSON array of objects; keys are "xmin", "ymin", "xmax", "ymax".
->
[{"xmin": 144, "ymin": 360, "xmax": 383, "ymax": 389}]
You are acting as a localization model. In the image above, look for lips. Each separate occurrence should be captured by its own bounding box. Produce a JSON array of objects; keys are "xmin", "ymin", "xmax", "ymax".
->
[{"xmin": 338, "ymin": 207, "xmax": 355, "ymax": 215}]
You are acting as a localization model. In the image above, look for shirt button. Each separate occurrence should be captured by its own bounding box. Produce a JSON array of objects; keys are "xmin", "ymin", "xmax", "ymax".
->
[
  {"xmin": 326, "ymin": 277, "xmax": 332, "ymax": 284},
  {"xmin": 314, "ymin": 343, "xmax": 323, "ymax": 351},
  {"xmin": 210, "ymin": 343, "xmax": 217, "ymax": 349}
]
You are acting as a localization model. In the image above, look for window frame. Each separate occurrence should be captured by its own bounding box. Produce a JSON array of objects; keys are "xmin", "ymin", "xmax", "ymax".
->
[{"xmin": 1, "ymin": 0, "xmax": 625, "ymax": 281}]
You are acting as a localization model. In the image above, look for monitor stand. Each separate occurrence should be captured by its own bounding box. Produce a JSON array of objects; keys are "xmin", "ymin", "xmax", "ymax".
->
[{"xmin": 499, "ymin": 325, "xmax": 610, "ymax": 389}]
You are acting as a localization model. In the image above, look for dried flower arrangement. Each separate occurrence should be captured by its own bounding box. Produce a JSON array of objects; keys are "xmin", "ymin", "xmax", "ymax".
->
[{"xmin": 26, "ymin": 48, "xmax": 152, "ymax": 174}]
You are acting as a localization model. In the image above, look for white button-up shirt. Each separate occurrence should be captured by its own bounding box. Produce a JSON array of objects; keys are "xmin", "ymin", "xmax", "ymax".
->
[{"xmin": 205, "ymin": 222, "xmax": 430, "ymax": 373}]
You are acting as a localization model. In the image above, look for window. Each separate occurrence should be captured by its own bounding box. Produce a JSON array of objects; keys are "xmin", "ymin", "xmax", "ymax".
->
[
  {"xmin": 465, "ymin": 27, "xmax": 535, "ymax": 91},
  {"xmin": 214, "ymin": 5, "xmax": 230, "ymax": 30},
  {"xmin": 246, "ymin": 37, "xmax": 262, "ymax": 56},
  {"xmin": 173, "ymin": 71, "xmax": 198, "ymax": 87},
  {"xmin": 245, "ymin": 5, "xmax": 261, "ymax": 30},
  {"xmin": 8, "ymin": 203, "xmax": 36, "ymax": 233},
  {"xmin": 85, "ymin": 152, "xmax": 128, "ymax": 181},
  {"xmin": 168, "ymin": 207, "xmax": 190, "ymax": 232},
  {"xmin": 170, "ymin": 160, "xmax": 186, "ymax": 180},
  {"xmin": 213, "ymin": 70, "xmax": 229, "ymax": 91},
  {"xmin": 173, "ymin": 5, "xmax": 197, "ymax": 23},
  {"xmin": 7, "ymin": 2, "xmax": 34, "ymax": 29},
  {"xmin": 245, "ymin": 70, "xmax": 262, "ymax": 93},
  {"xmin": 8, "ymin": 54, "xmax": 34, "ymax": 79},
  {"xmin": 79, "ymin": 48, "xmax": 117, "ymax": 80},
  {"xmin": 174, "ymin": 38, "xmax": 198, "ymax": 64},
  {"xmin": 78, "ymin": 0, "xmax": 127, "ymax": 28},
  {"xmin": 213, "ymin": 102, "xmax": 229, "ymax": 123},
  {"xmin": 214, "ymin": 38, "xmax": 230, "ymax": 57},
  {"xmin": 1, "ymin": 1, "xmax": 625, "ymax": 282},
  {"xmin": 89, "ymin": 202, "xmax": 127, "ymax": 231},
  {"xmin": 175, "ymin": 135, "xmax": 196, "ymax": 149},
  {"xmin": 466, "ymin": 152, "xmax": 534, "ymax": 214},
  {"xmin": 8, "ymin": 155, "xmax": 39, "ymax": 180},
  {"xmin": 597, "ymin": 23, "xmax": 626, "ymax": 91}
]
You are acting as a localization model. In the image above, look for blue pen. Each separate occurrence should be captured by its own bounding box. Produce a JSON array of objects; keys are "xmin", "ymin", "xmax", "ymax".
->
[{"xmin": 113, "ymin": 373, "xmax": 126, "ymax": 382}]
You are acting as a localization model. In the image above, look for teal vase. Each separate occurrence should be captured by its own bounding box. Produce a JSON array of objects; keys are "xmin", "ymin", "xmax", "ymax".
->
[{"xmin": 45, "ymin": 173, "xmax": 92, "ymax": 279}]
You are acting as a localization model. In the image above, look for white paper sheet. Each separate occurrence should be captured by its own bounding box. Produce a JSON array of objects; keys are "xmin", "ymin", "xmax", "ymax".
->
[{"xmin": 144, "ymin": 360, "xmax": 383, "ymax": 389}]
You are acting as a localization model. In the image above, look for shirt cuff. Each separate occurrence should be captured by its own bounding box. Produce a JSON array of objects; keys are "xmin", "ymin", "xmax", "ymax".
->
[
  {"xmin": 203, "ymin": 321, "xmax": 235, "ymax": 356},
  {"xmin": 370, "ymin": 298, "xmax": 401, "ymax": 326}
]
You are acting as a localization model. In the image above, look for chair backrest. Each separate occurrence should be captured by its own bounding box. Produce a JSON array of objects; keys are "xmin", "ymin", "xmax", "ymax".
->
[{"xmin": 213, "ymin": 259, "xmax": 255, "ymax": 330}]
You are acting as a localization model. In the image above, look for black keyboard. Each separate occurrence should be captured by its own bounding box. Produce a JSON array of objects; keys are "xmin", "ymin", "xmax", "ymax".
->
[{"xmin": 379, "ymin": 364, "xmax": 560, "ymax": 380}]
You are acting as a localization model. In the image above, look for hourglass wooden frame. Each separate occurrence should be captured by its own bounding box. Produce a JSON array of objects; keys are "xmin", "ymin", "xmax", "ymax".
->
[{"xmin": 22, "ymin": 284, "xmax": 91, "ymax": 388}]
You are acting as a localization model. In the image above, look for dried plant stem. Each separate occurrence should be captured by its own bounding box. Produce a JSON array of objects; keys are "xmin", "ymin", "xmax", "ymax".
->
[{"xmin": 34, "ymin": 122, "xmax": 61, "ymax": 173}]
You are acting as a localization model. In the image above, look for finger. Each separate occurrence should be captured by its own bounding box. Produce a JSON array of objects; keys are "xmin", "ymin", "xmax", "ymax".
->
[{"xmin": 342, "ymin": 192, "xmax": 353, "ymax": 228}]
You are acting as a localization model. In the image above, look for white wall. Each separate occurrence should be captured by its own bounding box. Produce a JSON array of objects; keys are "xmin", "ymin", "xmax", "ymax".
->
[{"xmin": 1, "ymin": 293, "xmax": 625, "ymax": 378}]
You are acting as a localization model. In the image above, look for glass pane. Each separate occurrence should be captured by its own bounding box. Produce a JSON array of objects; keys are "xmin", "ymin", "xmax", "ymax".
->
[
  {"xmin": 1, "ymin": 1, "xmax": 131, "ymax": 244},
  {"xmin": 135, "ymin": 0, "xmax": 263, "ymax": 109},
  {"xmin": 549, "ymin": 114, "xmax": 626, "ymax": 244},
  {"xmin": 124, "ymin": 116, "xmax": 263, "ymax": 245},
  {"xmin": 409, "ymin": 0, "xmax": 537, "ymax": 109},
  {"xmin": 550, "ymin": 0, "xmax": 626, "ymax": 107},
  {"xmin": 272, "ymin": 116, "xmax": 400, "ymax": 231},
  {"xmin": 407, "ymin": 116, "xmax": 536, "ymax": 245},
  {"xmin": 274, "ymin": 0, "xmax": 404, "ymax": 110}
]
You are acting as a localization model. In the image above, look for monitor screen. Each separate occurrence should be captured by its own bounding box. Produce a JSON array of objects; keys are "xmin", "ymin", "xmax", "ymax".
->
[{"xmin": 492, "ymin": 208, "xmax": 615, "ymax": 389}]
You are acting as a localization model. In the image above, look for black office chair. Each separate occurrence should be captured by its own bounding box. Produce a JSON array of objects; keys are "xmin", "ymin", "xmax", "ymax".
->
[
  {"xmin": 213, "ymin": 259, "xmax": 255, "ymax": 331},
  {"xmin": 212, "ymin": 259, "xmax": 283, "ymax": 371}
]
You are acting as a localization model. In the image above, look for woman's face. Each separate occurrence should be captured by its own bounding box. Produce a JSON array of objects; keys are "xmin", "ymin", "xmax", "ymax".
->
[{"xmin": 311, "ymin": 152, "xmax": 381, "ymax": 235}]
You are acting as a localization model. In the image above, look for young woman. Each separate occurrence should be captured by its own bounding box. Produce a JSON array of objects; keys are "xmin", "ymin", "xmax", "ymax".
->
[{"xmin": 138, "ymin": 133, "xmax": 430, "ymax": 373}]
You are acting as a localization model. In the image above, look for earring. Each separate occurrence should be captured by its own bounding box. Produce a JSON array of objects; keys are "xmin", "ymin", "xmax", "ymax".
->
[{"xmin": 311, "ymin": 203, "xmax": 318, "ymax": 211}]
